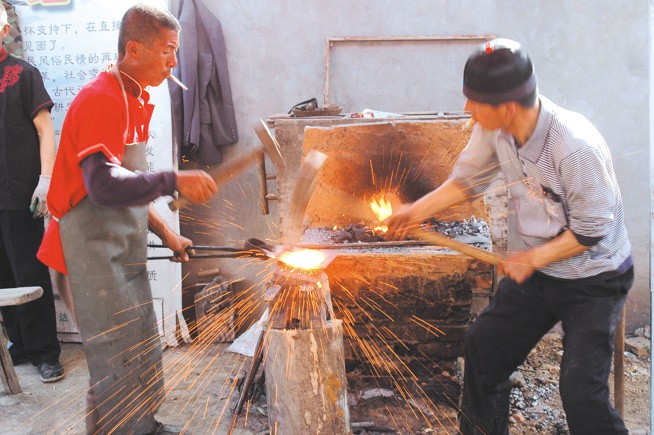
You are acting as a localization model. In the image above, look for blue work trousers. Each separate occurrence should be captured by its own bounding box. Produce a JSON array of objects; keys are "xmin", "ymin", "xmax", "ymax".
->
[{"xmin": 460, "ymin": 267, "xmax": 633, "ymax": 435}]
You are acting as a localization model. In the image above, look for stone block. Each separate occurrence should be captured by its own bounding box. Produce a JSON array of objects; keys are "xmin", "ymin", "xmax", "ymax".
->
[{"xmin": 625, "ymin": 336, "xmax": 650, "ymax": 357}]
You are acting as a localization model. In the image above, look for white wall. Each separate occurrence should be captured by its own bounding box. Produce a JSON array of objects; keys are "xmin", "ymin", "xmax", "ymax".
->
[{"xmin": 182, "ymin": 0, "xmax": 650, "ymax": 331}]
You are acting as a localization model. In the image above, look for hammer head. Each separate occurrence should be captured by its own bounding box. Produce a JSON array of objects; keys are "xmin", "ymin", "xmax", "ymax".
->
[
  {"xmin": 285, "ymin": 149, "xmax": 328, "ymax": 243},
  {"xmin": 254, "ymin": 119, "xmax": 285, "ymax": 170}
]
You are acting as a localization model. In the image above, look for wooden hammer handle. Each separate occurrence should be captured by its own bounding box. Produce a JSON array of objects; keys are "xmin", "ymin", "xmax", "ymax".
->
[
  {"xmin": 169, "ymin": 148, "xmax": 264, "ymax": 211},
  {"xmin": 411, "ymin": 228, "xmax": 503, "ymax": 265}
]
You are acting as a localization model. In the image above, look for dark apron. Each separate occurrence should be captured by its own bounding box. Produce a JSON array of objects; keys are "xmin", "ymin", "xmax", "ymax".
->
[{"xmin": 59, "ymin": 67, "xmax": 163, "ymax": 434}]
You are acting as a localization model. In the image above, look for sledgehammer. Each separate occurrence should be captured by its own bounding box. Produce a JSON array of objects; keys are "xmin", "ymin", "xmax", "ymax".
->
[{"xmin": 169, "ymin": 119, "xmax": 285, "ymax": 211}]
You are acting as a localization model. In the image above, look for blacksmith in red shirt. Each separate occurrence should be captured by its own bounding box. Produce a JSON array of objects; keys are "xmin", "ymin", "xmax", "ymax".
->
[{"xmin": 38, "ymin": 4, "xmax": 217, "ymax": 433}]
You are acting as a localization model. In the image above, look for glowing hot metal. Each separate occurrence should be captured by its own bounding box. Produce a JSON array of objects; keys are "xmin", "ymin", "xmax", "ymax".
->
[{"xmin": 277, "ymin": 248, "xmax": 326, "ymax": 270}]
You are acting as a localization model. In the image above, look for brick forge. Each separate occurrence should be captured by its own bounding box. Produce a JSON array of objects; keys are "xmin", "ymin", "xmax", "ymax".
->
[
  {"xmin": 271, "ymin": 116, "xmax": 504, "ymax": 430},
  {"xmin": 324, "ymin": 249, "xmax": 493, "ymax": 421}
]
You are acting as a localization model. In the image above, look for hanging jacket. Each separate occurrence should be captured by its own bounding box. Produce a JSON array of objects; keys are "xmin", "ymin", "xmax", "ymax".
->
[{"xmin": 170, "ymin": 0, "xmax": 238, "ymax": 164}]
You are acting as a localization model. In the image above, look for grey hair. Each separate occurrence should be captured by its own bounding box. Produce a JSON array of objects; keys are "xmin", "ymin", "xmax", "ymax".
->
[{"xmin": 118, "ymin": 3, "xmax": 180, "ymax": 57}]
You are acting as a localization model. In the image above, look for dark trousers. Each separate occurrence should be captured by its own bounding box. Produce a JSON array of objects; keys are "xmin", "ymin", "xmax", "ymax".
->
[
  {"xmin": 460, "ymin": 268, "xmax": 633, "ymax": 435},
  {"xmin": 0, "ymin": 209, "xmax": 60, "ymax": 365}
]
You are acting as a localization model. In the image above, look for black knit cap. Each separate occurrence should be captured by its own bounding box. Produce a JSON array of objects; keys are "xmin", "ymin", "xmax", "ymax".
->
[{"xmin": 463, "ymin": 38, "xmax": 537, "ymax": 105}]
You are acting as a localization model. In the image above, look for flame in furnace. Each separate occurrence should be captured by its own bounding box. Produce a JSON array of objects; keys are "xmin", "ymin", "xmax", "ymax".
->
[
  {"xmin": 371, "ymin": 195, "xmax": 393, "ymax": 222},
  {"xmin": 370, "ymin": 194, "xmax": 393, "ymax": 233},
  {"xmin": 278, "ymin": 249, "xmax": 326, "ymax": 270}
]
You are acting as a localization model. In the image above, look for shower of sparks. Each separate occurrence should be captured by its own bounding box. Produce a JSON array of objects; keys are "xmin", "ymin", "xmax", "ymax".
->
[{"xmin": 44, "ymin": 134, "xmax": 520, "ymax": 434}]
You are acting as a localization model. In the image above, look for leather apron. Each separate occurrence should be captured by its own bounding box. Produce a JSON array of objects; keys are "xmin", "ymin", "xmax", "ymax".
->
[{"xmin": 59, "ymin": 66, "xmax": 163, "ymax": 434}]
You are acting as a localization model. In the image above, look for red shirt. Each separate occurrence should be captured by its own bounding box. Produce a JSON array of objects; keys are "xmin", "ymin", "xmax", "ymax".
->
[{"xmin": 38, "ymin": 67, "xmax": 154, "ymax": 274}]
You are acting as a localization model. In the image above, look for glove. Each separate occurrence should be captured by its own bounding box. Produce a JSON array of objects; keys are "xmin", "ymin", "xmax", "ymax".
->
[{"xmin": 30, "ymin": 175, "xmax": 51, "ymax": 219}]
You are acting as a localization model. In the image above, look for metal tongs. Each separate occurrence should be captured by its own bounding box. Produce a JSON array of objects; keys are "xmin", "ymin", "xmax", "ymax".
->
[{"xmin": 147, "ymin": 243, "xmax": 269, "ymax": 261}]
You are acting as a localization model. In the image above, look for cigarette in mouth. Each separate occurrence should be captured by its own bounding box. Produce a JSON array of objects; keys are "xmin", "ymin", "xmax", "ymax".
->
[{"xmin": 168, "ymin": 74, "xmax": 188, "ymax": 91}]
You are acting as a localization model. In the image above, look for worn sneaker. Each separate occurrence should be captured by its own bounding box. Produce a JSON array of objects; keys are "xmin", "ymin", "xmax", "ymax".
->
[{"xmin": 38, "ymin": 361, "xmax": 65, "ymax": 383}]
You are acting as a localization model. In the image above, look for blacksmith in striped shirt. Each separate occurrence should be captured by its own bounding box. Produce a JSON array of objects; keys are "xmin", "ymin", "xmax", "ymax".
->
[{"xmin": 387, "ymin": 38, "xmax": 633, "ymax": 435}]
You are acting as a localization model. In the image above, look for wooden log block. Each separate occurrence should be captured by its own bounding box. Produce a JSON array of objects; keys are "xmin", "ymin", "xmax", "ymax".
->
[
  {"xmin": 265, "ymin": 320, "xmax": 351, "ymax": 434},
  {"xmin": 267, "ymin": 267, "xmax": 334, "ymax": 330}
]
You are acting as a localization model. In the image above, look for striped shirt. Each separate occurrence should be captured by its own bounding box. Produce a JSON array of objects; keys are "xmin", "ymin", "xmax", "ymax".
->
[{"xmin": 451, "ymin": 96, "xmax": 631, "ymax": 279}]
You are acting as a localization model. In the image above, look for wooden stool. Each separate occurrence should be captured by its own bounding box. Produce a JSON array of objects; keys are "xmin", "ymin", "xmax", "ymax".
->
[{"xmin": 0, "ymin": 286, "xmax": 43, "ymax": 394}]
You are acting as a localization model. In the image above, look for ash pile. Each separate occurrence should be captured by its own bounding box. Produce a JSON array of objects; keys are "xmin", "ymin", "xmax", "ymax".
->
[
  {"xmin": 423, "ymin": 216, "xmax": 491, "ymax": 249},
  {"xmin": 318, "ymin": 223, "xmax": 386, "ymax": 244}
]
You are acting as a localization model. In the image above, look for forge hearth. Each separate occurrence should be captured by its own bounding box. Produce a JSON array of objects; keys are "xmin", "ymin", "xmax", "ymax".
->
[
  {"xmin": 309, "ymin": 216, "xmax": 492, "ymax": 247},
  {"xmin": 268, "ymin": 115, "xmax": 506, "ymax": 423}
]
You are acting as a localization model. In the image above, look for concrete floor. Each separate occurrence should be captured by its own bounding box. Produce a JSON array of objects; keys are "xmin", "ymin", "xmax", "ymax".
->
[
  {"xmin": 0, "ymin": 342, "xmax": 267, "ymax": 435},
  {"xmin": 6, "ymin": 337, "xmax": 645, "ymax": 434}
]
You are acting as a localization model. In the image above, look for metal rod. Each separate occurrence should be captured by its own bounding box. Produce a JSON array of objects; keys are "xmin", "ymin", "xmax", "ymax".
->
[
  {"xmin": 148, "ymin": 244, "xmax": 245, "ymax": 252},
  {"xmin": 327, "ymin": 34, "xmax": 497, "ymax": 43},
  {"xmin": 147, "ymin": 253, "xmax": 265, "ymax": 260},
  {"xmin": 324, "ymin": 34, "xmax": 495, "ymax": 104},
  {"xmin": 258, "ymin": 151, "xmax": 270, "ymax": 215},
  {"xmin": 296, "ymin": 240, "xmax": 429, "ymax": 250},
  {"xmin": 189, "ymin": 246, "xmax": 245, "ymax": 252}
]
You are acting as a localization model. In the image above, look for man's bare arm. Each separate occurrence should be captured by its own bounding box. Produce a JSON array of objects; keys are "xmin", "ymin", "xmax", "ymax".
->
[
  {"xmin": 385, "ymin": 178, "xmax": 470, "ymax": 239},
  {"xmin": 148, "ymin": 203, "xmax": 193, "ymax": 262},
  {"xmin": 500, "ymin": 230, "xmax": 588, "ymax": 284}
]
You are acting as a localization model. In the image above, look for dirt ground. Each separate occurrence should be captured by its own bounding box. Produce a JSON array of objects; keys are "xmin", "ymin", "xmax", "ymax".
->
[
  {"xmin": 508, "ymin": 333, "xmax": 650, "ymax": 434},
  {"xmin": 0, "ymin": 342, "xmax": 261, "ymax": 435},
  {"xmin": 0, "ymin": 331, "xmax": 650, "ymax": 434}
]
